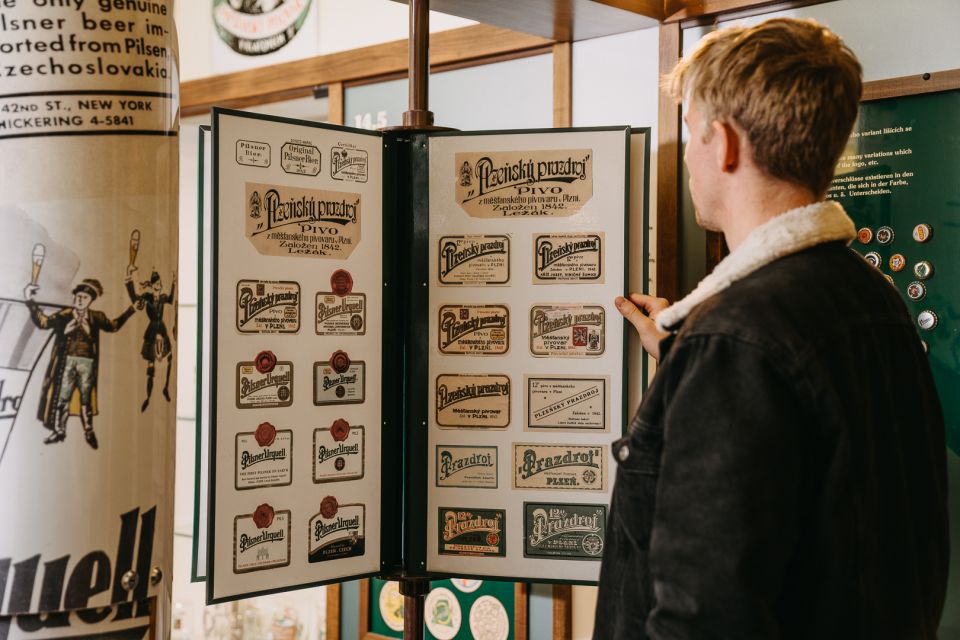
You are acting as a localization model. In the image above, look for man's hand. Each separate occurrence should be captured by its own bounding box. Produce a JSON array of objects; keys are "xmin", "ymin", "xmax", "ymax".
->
[
  {"xmin": 615, "ymin": 293, "xmax": 671, "ymax": 361},
  {"xmin": 23, "ymin": 284, "xmax": 39, "ymax": 300},
  {"xmin": 126, "ymin": 264, "xmax": 138, "ymax": 280}
]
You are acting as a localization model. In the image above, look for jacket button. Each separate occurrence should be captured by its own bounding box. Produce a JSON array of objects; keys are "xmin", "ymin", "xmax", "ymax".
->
[
  {"xmin": 889, "ymin": 253, "xmax": 907, "ymax": 272},
  {"xmin": 906, "ymin": 281, "xmax": 927, "ymax": 301},
  {"xmin": 913, "ymin": 224, "xmax": 933, "ymax": 242},
  {"xmin": 617, "ymin": 445, "xmax": 630, "ymax": 462},
  {"xmin": 918, "ymin": 310, "xmax": 939, "ymax": 331},
  {"xmin": 914, "ymin": 260, "xmax": 933, "ymax": 280},
  {"xmin": 876, "ymin": 226, "xmax": 895, "ymax": 245}
]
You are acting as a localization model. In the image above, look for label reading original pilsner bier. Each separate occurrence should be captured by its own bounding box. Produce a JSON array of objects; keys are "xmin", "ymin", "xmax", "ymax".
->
[
  {"xmin": 281, "ymin": 140, "xmax": 321, "ymax": 176},
  {"xmin": 234, "ymin": 508, "xmax": 291, "ymax": 573},
  {"xmin": 524, "ymin": 503, "xmax": 606, "ymax": 560},
  {"xmin": 245, "ymin": 182, "xmax": 361, "ymax": 259},
  {"xmin": 455, "ymin": 150, "xmax": 593, "ymax": 218},
  {"xmin": 530, "ymin": 304, "xmax": 605, "ymax": 357},
  {"xmin": 438, "ymin": 235, "xmax": 510, "ymax": 285},
  {"xmin": 436, "ymin": 374, "xmax": 510, "ymax": 428},
  {"xmin": 526, "ymin": 375, "xmax": 608, "ymax": 431},
  {"xmin": 315, "ymin": 293, "xmax": 366, "ymax": 336},
  {"xmin": 438, "ymin": 305, "xmax": 509, "ymax": 355},
  {"xmin": 236, "ymin": 280, "xmax": 300, "ymax": 333},
  {"xmin": 236, "ymin": 362, "xmax": 294, "ymax": 409},
  {"xmin": 438, "ymin": 508, "xmax": 506, "ymax": 557},
  {"xmin": 436, "ymin": 445, "xmax": 498, "ymax": 489},
  {"xmin": 534, "ymin": 233, "xmax": 603, "ymax": 283},
  {"xmin": 513, "ymin": 443, "xmax": 606, "ymax": 491}
]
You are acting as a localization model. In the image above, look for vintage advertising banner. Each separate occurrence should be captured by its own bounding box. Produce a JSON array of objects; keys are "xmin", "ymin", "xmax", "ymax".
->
[
  {"xmin": 0, "ymin": 1, "xmax": 179, "ymax": 638},
  {"xmin": 212, "ymin": 0, "xmax": 319, "ymax": 74}
]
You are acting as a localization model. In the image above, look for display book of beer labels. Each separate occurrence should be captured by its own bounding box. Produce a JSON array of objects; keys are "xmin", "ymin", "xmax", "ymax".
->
[
  {"xmin": 0, "ymin": 1, "xmax": 179, "ymax": 639},
  {"xmin": 203, "ymin": 108, "xmax": 650, "ymax": 602}
]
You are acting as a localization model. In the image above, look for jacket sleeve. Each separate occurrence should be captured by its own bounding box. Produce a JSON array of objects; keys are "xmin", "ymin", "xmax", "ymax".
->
[
  {"xmin": 646, "ymin": 334, "xmax": 805, "ymax": 639},
  {"xmin": 24, "ymin": 299, "xmax": 51, "ymax": 329},
  {"xmin": 101, "ymin": 306, "xmax": 136, "ymax": 332}
]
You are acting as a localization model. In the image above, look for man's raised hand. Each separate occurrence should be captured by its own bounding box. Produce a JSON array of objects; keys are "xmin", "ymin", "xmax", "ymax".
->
[{"xmin": 615, "ymin": 293, "xmax": 670, "ymax": 361}]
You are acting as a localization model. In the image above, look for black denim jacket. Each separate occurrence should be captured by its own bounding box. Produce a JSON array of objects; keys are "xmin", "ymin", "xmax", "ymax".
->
[{"xmin": 594, "ymin": 242, "xmax": 949, "ymax": 639}]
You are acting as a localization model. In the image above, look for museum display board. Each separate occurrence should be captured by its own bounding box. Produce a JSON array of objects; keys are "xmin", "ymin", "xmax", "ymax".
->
[
  {"xmin": 831, "ymin": 88, "xmax": 960, "ymax": 455},
  {"xmin": 203, "ymin": 108, "xmax": 649, "ymax": 603}
]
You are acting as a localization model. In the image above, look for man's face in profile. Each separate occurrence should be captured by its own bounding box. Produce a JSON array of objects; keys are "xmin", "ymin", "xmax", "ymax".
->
[{"xmin": 683, "ymin": 100, "xmax": 722, "ymax": 233}]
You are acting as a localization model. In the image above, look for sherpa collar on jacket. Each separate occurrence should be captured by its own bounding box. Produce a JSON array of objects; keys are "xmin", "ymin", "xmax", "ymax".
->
[{"xmin": 655, "ymin": 200, "xmax": 856, "ymax": 331}]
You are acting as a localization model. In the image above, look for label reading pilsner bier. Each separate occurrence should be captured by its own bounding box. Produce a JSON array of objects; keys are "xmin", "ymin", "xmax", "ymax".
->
[
  {"xmin": 438, "ymin": 508, "xmax": 506, "ymax": 557},
  {"xmin": 524, "ymin": 503, "xmax": 606, "ymax": 560},
  {"xmin": 435, "ymin": 374, "xmax": 510, "ymax": 428},
  {"xmin": 438, "ymin": 305, "xmax": 509, "ymax": 355},
  {"xmin": 438, "ymin": 235, "xmax": 510, "ymax": 285},
  {"xmin": 530, "ymin": 304, "xmax": 605, "ymax": 357},
  {"xmin": 236, "ymin": 280, "xmax": 300, "ymax": 333}
]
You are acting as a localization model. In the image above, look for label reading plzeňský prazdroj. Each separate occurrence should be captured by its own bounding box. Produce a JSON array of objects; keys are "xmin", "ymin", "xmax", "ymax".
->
[
  {"xmin": 533, "ymin": 233, "xmax": 603, "ymax": 283},
  {"xmin": 529, "ymin": 304, "xmax": 605, "ymax": 357},
  {"xmin": 236, "ymin": 280, "xmax": 300, "ymax": 333},
  {"xmin": 438, "ymin": 305, "xmax": 509, "ymax": 355},
  {"xmin": 435, "ymin": 374, "xmax": 510, "ymax": 428},
  {"xmin": 438, "ymin": 235, "xmax": 510, "ymax": 286}
]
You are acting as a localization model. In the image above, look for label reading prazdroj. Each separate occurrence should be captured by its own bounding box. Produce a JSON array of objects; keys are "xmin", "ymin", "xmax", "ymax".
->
[
  {"xmin": 331, "ymin": 144, "xmax": 369, "ymax": 183},
  {"xmin": 513, "ymin": 444, "xmax": 606, "ymax": 491},
  {"xmin": 530, "ymin": 304, "xmax": 605, "ymax": 357},
  {"xmin": 526, "ymin": 376, "xmax": 608, "ymax": 431},
  {"xmin": 438, "ymin": 508, "xmax": 506, "ymax": 557},
  {"xmin": 534, "ymin": 233, "xmax": 603, "ymax": 283},
  {"xmin": 455, "ymin": 150, "xmax": 593, "ymax": 218},
  {"xmin": 236, "ymin": 354, "xmax": 294, "ymax": 409},
  {"xmin": 438, "ymin": 305, "xmax": 509, "ymax": 355},
  {"xmin": 316, "ymin": 293, "xmax": 366, "ymax": 336},
  {"xmin": 524, "ymin": 503, "xmax": 606, "ymax": 560},
  {"xmin": 438, "ymin": 235, "xmax": 510, "ymax": 286},
  {"xmin": 233, "ymin": 505, "xmax": 291, "ymax": 573},
  {"xmin": 435, "ymin": 374, "xmax": 510, "ymax": 429},
  {"xmin": 281, "ymin": 140, "xmax": 321, "ymax": 176},
  {"xmin": 235, "ymin": 422, "xmax": 293, "ymax": 490},
  {"xmin": 236, "ymin": 280, "xmax": 300, "ymax": 333},
  {"xmin": 245, "ymin": 182, "xmax": 361, "ymax": 260},
  {"xmin": 313, "ymin": 352, "xmax": 365, "ymax": 405},
  {"xmin": 308, "ymin": 497, "xmax": 365, "ymax": 562},
  {"xmin": 313, "ymin": 420, "xmax": 364, "ymax": 483},
  {"xmin": 436, "ymin": 445, "xmax": 498, "ymax": 489}
]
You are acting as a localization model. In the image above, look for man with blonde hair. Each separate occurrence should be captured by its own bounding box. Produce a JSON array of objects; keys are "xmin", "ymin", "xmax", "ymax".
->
[{"xmin": 595, "ymin": 18, "xmax": 948, "ymax": 639}]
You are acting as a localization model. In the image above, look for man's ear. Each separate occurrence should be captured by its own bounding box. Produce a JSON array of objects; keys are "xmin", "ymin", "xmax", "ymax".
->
[{"xmin": 714, "ymin": 120, "xmax": 741, "ymax": 173}]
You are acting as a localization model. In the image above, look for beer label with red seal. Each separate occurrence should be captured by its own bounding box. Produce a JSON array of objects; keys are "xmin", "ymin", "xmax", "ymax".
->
[
  {"xmin": 314, "ymin": 359, "xmax": 365, "ymax": 405},
  {"xmin": 530, "ymin": 304, "xmax": 605, "ymax": 357},
  {"xmin": 438, "ymin": 508, "xmax": 506, "ymax": 557},
  {"xmin": 235, "ymin": 425, "xmax": 293, "ymax": 490},
  {"xmin": 309, "ymin": 502, "xmax": 366, "ymax": 563},
  {"xmin": 233, "ymin": 507, "xmax": 291, "ymax": 573},
  {"xmin": 237, "ymin": 359, "xmax": 294, "ymax": 409},
  {"xmin": 313, "ymin": 422, "xmax": 364, "ymax": 483},
  {"xmin": 316, "ymin": 292, "xmax": 366, "ymax": 336}
]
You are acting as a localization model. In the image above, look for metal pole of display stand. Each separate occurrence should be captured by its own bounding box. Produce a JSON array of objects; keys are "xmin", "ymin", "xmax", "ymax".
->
[
  {"xmin": 400, "ymin": 576, "xmax": 431, "ymax": 640},
  {"xmin": 403, "ymin": 0, "xmax": 434, "ymax": 128}
]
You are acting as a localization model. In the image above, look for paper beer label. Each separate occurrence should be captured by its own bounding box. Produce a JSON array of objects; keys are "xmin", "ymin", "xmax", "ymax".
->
[
  {"xmin": 313, "ymin": 360, "xmax": 366, "ymax": 405},
  {"xmin": 233, "ymin": 509, "xmax": 291, "ymax": 573},
  {"xmin": 245, "ymin": 182, "xmax": 361, "ymax": 259},
  {"xmin": 438, "ymin": 305, "xmax": 509, "ymax": 355},
  {"xmin": 236, "ymin": 140, "xmax": 271, "ymax": 167},
  {"xmin": 331, "ymin": 144, "xmax": 369, "ymax": 183},
  {"xmin": 524, "ymin": 503, "xmax": 606, "ymax": 560},
  {"xmin": 455, "ymin": 149, "xmax": 593, "ymax": 217},
  {"xmin": 236, "ymin": 362, "xmax": 294, "ymax": 409},
  {"xmin": 438, "ymin": 235, "xmax": 510, "ymax": 285},
  {"xmin": 513, "ymin": 443, "xmax": 606, "ymax": 491},
  {"xmin": 313, "ymin": 425, "xmax": 365, "ymax": 483},
  {"xmin": 315, "ymin": 292, "xmax": 366, "ymax": 336},
  {"xmin": 236, "ymin": 280, "xmax": 300, "ymax": 333},
  {"xmin": 530, "ymin": 304, "xmax": 605, "ymax": 357},
  {"xmin": 436, "ymin": 445, "xmax": 498, "ymax": 489},
  {"xmin": 435, "ymin": 374, "xmax": 510, "ymax": 428},
  {"xmin": 438, "ymin": 508, "xmax": 506, "ymax": 557},
  {"xmin": 235, "ymin": 429, "xmax": 293, "ymax": 489},
  {"xmin": 281, "ymin": 140, "xmax": 321, "ymax": 176},
  {"xmin": 533, "ymin": 233, "xmax": 603, "ymax": 283},
  {"xmin": 526, "ymin": 375, "xmax": 608, "ymax": 431},
  {"xmin": 308, "ymin": 503, "xmax": 366, "ymax": 562}
]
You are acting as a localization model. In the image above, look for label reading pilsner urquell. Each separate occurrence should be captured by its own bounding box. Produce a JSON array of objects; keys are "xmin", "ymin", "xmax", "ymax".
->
[
  {"xmin": 438, "ymin": 235, "xmax": 510, "ymax": 285},
  {"xmin": 533, "ymin": 233, "xmax": 604, "ymax": 283},
  {"xmin": 308, "ymin": 504, "xmax": 365, "ymax": 562},
  {"xmin": 245, "ymin": 182, "xmax": 361, "ymax": 259},
  {"xmin": 313, "ymin": 426, "xmax": 364, "ymax": 483},
  {"xmin": 235, "ymin": 430, "xmax": 293, "ymax": 490},
  {"xmin": 513, "ymin": 443, "xmax": 607, "ymax": 491},
  {"xmin": 435, "ymin": 374, "xmax": 510, "ymax": 429},
  {"xmin": 524, "ymin": 503, "xmax": 606, "ymax": 560},
  {"xmin": 455, "ymin": 150, "xmax": 594, "ymax": 218},
  {"xmin": 236, "ymin": 362, "xmax": 294, "ymax": 409},
  {"xmin": 233, "ymin": 511, "xmax": 292, "ymax": 573},
  {"xmin": 436, "ymin": 445, "xmax": 498, "ymax": 489},
  {"xmin": 530, "ymin": 304, "xmax": 605, "ymax": 357},
  {"xmin": 313, "ymin": 361, "xmax": 365, "ymax": 405},
  {"xmin": 526, "ymin": 375, "xmax": 608, "ymax": 431},
  {"xmin": 315, "ymin": 292, "xmax": 366, "ymax": 336},
  {"xmin": 236, "ymin": 280, "xmax": 300, "ymax": 333},
  {"xmin": 438, "ymin": 508, "xmax": 506, "ymax": 557},
  {"xmin": 438, "ymin": 305, "xmax": 509, "ymax": 355}
]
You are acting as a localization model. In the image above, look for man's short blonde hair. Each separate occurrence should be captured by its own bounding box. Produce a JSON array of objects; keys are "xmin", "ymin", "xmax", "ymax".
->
[{"xmin": 667, "ymin": 18, "xmax": 862, "ymax": 196}]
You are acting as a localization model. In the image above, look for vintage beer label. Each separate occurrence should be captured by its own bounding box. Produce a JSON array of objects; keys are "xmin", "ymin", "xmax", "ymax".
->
[
  {"xmin": 281, "ymin": 140, "xmax": 321, "ymax": 176},
  {"xmin": 245, "ymin": 182, "xmax": 361, "ymax": 259},
  {"xmin": 526, "ymin": 376, "xmax": 608, "ymax": 431},
  {"xmin": 236, "ymin": 362, "xmax": 294, "ymax": 409},
  {"xmin": 435, "ymin": 374, "xmax": 510, "ymax": 429},
  {"xmin": 233, "ymin": 508, "xmax": 291, "ymax": 573},
  {"xmin": 313, "ymin": 361, "xmax": 366, "ymax": 405},
  {"xmin": 524, "ymin": 503, "xmax": 606, "ymax": 560},
  {"xmin": 315, "ymin": 293, "xmax": 366, "ymax": 336},
  {"xmin": 438, "ymin": 508, "xmax": 506, "ymax": 557},
  {"xmin": 530, "ymin": 304, "xmax": 605, "ymax": 357},
  {"xmin": 308, "ymin": 501, "xmax": 365, "ymax": 562},
  {"xmin": 236, "ymin": 280, "xmax": 300, "ymax": 333},
  {"xmin": 513, "ymin": 443, "xmax": 606, "ymax": 491},
  {"xmin": 236, "ymin": 140, "xmax": 270, "ymax": 168},
  {"xmin": 331, "ymin": 144, "xmax": 369, "ymax": 183},
  {"xmin": 533, "ymin": 233, "xmax": 603, "ymax": 283},
  {"xmin": 313, "ymin": 424, "xmax": 364, "ymax": 483},
  {"xmin": 438, "ymin": 235, "xmax": 510, "ymax": 286},
  {"xmin": 214, "ymin": 0, "xmax": 313, "ymax": 56},
  {"xmin": 455, "ymin": 149, "xmax": 593, "ymax": 218},
  {"xmin": 438, "ymin": 305, "xmax": 509, "ymax": 355},
  {"xmin": 436, "ymin": 445, "xmax": 498, "ymax": 488},
  {"xmin": 235, "ymin": 429, "xmax": 293, "ymax": 490}
]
